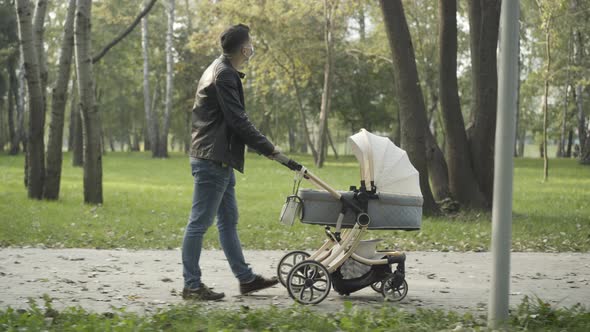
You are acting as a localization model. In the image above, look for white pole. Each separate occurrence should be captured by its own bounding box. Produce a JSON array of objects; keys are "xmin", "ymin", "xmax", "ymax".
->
[{"xmin": 488, "ymin": 0, "xmax": 520, "ymax": 329}]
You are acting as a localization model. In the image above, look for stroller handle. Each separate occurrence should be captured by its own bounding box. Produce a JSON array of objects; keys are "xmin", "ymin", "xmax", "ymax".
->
[{"xmin": 273, "ymin": 153, "xmax": 303, "ymax": 171}]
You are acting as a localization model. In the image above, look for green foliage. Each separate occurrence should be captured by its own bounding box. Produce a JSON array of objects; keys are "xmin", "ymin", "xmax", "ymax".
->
[
  {"xmin": 1, "ymin": 152, "xmax": 589, "ymax": 252},
  {"xmin": 1, "ymin": 296, "xmax": 588, "ymax": 331}
]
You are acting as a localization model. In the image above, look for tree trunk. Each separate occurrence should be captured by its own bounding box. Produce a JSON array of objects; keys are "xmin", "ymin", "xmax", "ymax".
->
[
  {"xmin": 379, "ymin": 0, "xmax": 438, "ymax": 214},
  {"xmin": 7, "ymin": 58, "xmax": 19, "ymax": 155},
  {"xmin": 159, "ymin": 0, "xmax": 175, "ymax": 158},
  {"xmin": 558, "ymin": 84, "xmax": 570, "ymax": 158},
  {"xmin": 315, "ymin": 0, "xmax": 337, "ymax": 168},
  {"xmin": 558, "ymin": 33, "xmax": 573, "ymax": 158},
  {"xmin": 71, "ymin": 80, "xmax": 83, "ymax": 167},
  {"xmin": 291, "ymin": 70, "xmax": 318, "ymax": 161},
  {"xmin": 18, "ymin": 56, "xmax": 28, "ymax": 187},
  {"xmin": 581, "ymin": 133, "xmax": 590, "ymax": 164},
  {"xmin": 327, "ymin": 127, "xmax": 338, "ymax": 159},
  {"xmin": 574, "ymin": 29, "xmax": 586, "ymax": 155},
  {"xmin": 425, "ymin": 129, "xmax": 450, "ymax": 201},
  {"xmin": 15, "ymin": 0, "xmax": 46, "ymax": 199},
  {"xmin": 566, "ymin": 129, "xmax": 573, "ymax": 157},
  {"xmin": 44, "ymin": 0, "xmax": 76, "ymax": 200},
  {"xmin": 67, "ymin": 77, "xmax": 76, "ymax": 152},
  {"xmin": 466, "ymin": 0, "xmax": 500, "ymax": 202},
  {"xmin": 183, "ymin": 0, "xmax": 193, "ymax": 155},
  {"xmin": 75, "ymin": 0, "xmax": 103, "ymax": 204},
  {"xmin": 542, "ymin": 20, "xmax": 551, "ymax": 181},
  {"xmin": 515, "ymin": 35, "xmax": 522, "ymax": 158},
  {"xmin": 141, "ymin": 0, "xmax": 159, "ymax": 157},
  {"xmin": 32, "ymin": 0, "xmax": 48, "ymax": 109},
  {"xmin": 438, "ymin": 0, "xmax": 487, "ymax": 208}
]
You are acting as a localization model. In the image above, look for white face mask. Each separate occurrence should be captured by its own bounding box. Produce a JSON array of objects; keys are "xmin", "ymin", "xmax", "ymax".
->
[{"xmin": 243, "ymin": 45, "xmax": 255, "ymax": 61}]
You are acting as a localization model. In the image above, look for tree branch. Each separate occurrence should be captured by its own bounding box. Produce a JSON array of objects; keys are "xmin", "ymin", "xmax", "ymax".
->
[{"xmin": 92, "ymin": 0, "xmax": 158, "ymax": 64}]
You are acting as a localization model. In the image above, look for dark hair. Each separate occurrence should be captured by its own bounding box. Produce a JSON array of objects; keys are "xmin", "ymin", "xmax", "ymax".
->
[{"xmin": 220, "ymin": 24, "xmax": 250, "ymax": 54}]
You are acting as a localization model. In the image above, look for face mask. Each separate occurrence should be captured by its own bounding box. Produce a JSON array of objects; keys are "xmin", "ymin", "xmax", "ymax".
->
[{"xmin": 243, "ymin": 45, "xmax": 255, "ymax": 61}]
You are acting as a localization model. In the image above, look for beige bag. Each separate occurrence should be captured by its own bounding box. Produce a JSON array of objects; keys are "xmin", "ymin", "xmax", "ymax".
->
[{"xmin": 279, "ymin": 195, "xmax": 302, "ymax": 226}]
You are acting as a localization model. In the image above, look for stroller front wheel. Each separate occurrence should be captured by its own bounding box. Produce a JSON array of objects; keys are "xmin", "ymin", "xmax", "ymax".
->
[
  {"xmin": 286, "ymin": 260, "xmax": 331, "ymax": 305},
  {"xmin": 277, "ymin": 251, "xmax": 310, "ymax": 287},
  {"xmin": 381, "ymin": 273, "xmax": 408, "ymax": 302}
]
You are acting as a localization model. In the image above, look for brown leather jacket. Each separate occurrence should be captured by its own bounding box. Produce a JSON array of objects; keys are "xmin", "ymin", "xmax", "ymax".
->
[{"xmin": 190, "ymin": 55, "xmax": 274, "ymax": 173}]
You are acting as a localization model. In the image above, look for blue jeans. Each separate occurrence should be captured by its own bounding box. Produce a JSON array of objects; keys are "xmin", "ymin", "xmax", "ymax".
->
[{"xmin": 182, "ymin": 158, "xmax": 254, "ymax": 289}]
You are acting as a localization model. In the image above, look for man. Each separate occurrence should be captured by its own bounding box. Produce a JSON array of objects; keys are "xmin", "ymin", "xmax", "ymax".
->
[{"xmin": 182, "ymin": 24, "xmax": 279, "ymax": 301}]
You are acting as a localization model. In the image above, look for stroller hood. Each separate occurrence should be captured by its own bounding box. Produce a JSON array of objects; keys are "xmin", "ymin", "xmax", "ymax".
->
[{"xmin": 348, "ymin": 129, "xmax": 422, "ymax": 197}]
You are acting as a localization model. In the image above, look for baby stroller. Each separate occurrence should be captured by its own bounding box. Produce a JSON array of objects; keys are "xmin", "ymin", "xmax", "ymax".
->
[{"xmin": 274, "ymin": 129, "xmax": 423, "ymax": 305}]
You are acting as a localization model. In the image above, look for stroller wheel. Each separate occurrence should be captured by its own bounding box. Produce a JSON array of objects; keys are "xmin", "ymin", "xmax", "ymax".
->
[
  {"xmin": 381, "ymin": 273, "xmax": 408, "ymax": 302},
  {"xmin": 277, "ymin": 251, "xmax": 310, "ymax": 287},
  {"xmin": 370, "ymin": 281, "xmax": 383, "ymax": 293},
  {"xmin": 286, "ymin": 261, "xmax": 331, "ymax": 305}
]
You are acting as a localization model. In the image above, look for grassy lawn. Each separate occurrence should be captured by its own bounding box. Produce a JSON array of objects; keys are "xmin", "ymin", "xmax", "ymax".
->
[
  {"xmin": 1, "ymin": 297, "xmax": 588, "ymax": 331},
  {"xmin": 0, "ymin": 152, "xmax": 589, "ymax": 252}
]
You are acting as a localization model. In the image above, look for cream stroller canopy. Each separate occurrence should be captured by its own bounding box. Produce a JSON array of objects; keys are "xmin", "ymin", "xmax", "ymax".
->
[{"xmin": 348, "ymin": 129, "xmax": 422, "ymax": 197}]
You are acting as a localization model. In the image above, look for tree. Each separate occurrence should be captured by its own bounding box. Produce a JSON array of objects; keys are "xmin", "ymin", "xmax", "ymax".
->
[
  {"xmin": 438, "ymin": 0, "xmax": 487, "ymax": 208},
  {"xmin": 316, "ymin": 0, "xmax": 338, "ymax": 168},
  {"xmin": 379, "ymin": 0, "xmax": 438, "ymax": 214},
  {"xmin": 159, "ymin": 0, "xmax": 175, "ymax": 158},
  {"xmin": 466, "ymin": 0, "xmax": 501, "ymax": 202},
  {"xmin": 75, "ymin": 0, "xmax": 103, "ymax": 204},
  {"xmin": 44, "ymin": 0, "xmax": 76, "ymax": 199},
  {"xmin": 32, "ymin": 0, "xmax": 48, "ymax": 108},
  {"xmin": 141, "ymin": 0, "xmax": 159, "ymax": 156},
  {"xmin": 0, "ymin": 1, "xmax": 20, "ymax": 155},
  {"xmin": 541, "ymin": 9, "xmax": 552, "ymax": 181},
  {"xmin": 15, "ymin": 0, "xmax": 46, "ymax": 199},
  {"xmin": 70, "ymin": 75, "xmax": 84, "ymax": 167}
]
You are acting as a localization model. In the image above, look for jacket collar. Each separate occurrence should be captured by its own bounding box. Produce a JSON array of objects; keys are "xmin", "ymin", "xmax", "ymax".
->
[{"xmin": 220, "ymin": 54, "xmax": 246, "ymax": 79}]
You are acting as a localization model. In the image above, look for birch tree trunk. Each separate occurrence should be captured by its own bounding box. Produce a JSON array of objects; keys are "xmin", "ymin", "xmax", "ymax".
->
[
  {"xmin": 379, "ymin": 0, "xmax": 438, "ymax": 214},
  {"xmin": 70, "ymin": 76, "xmax": 84, "ymax": 167},
  {"xmin": 17, "ymin": 58, "xmax": 26, "ymax": 156},
  {"xmin": 142, "ymin": 0, "xmax": 159, "ymax": 157},
  {"xmin": 44, "ymin": 0, "xmax": 76, "ymax": 200},
  {"xmin": 159, "ymin": 0, "xmax": 175, "ymax": 158},
  {"xmin": 75, "ymin": 0, "xmax": 103, "ymax": 203},
  {"xmin": 8, "ymin": 58, "xmax": 20, "ymax": 155},
  {"xmin": 183, "ymin": 0, "xmax": 192, "ymax": 154},
  {"xmin": 542, "ymin": 19, "xmax": 552, "ymax": 181},
  {"xmin": 315, "ymin": 0, "xmax": 337, "ymax": 168},
  {"xmin": 15, "ymin": 0, "xmax": 46, "ymax": 199}
]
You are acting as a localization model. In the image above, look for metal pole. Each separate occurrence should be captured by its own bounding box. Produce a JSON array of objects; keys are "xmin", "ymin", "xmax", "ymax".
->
[{"xmin": 489, "ymin": 1, "xmax": 520, "ymax": 329}]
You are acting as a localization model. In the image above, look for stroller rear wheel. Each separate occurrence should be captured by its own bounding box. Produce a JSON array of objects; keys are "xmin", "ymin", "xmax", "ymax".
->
[
  {"xmin": 277, "ymin": 251, "xmax": 310, "ymax": 287},
  {"xmin": 381, "ymin": 272, "xmax": 408, "ymax": 302},
  {"xmin": 286, "ymin": 261, "xmax": 331, "ymax": 305}
]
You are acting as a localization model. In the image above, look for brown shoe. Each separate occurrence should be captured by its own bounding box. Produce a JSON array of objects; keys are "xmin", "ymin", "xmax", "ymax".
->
[
  {"xmin": 182, "ymin": 283, "xmax": 225, "ymax": 301},
  {"xmin": 240, "ymin": 274, "xmax": 279, "ymax": 295}
]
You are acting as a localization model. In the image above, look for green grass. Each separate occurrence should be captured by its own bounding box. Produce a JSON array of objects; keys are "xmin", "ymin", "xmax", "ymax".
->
[
  {"xmin": 1, "ymin": 296, "xmax": 588, "ymax": 331},
  {"xmin": 0, "ymin": 152, "xmax": 589, "ymax": 252}
]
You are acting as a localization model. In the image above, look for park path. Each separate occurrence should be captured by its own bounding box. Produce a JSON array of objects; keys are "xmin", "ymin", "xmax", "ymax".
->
[{"xmin": 0, "ymin": 248, "xmax": 588, "ymax": 315}]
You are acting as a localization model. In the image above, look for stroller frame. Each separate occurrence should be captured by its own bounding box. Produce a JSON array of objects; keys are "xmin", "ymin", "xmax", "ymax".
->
[{"xmin": 275, "ymin": 154, "xmax": 409, "ymax": 305}]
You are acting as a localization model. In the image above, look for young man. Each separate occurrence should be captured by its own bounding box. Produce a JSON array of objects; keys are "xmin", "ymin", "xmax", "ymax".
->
[{"xmin": 182, "ymin": 24, "xmax": 279, "ymax": 301}]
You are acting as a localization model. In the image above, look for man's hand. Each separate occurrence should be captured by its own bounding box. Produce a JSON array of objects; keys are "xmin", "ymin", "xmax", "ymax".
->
[{"xmin": 267, "ymin": 148, "xmax": 281, "ymax": 160}]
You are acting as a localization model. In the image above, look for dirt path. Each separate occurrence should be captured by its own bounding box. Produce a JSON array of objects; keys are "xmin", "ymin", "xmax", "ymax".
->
[{"xmin": 0, "ymin": 248, "xmax": 588, "ymax": 314}]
